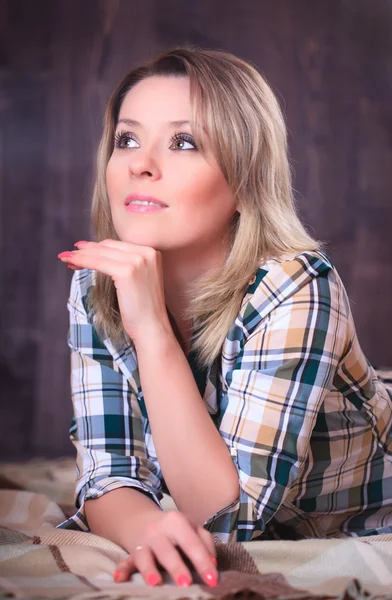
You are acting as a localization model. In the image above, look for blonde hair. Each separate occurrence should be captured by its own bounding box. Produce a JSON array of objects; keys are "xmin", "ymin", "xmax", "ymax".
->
[{"xmin": 89, "ymin": 46, "xmax": 320, "ymax": 367}]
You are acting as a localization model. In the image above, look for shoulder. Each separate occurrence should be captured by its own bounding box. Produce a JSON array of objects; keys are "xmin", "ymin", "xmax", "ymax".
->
[
  {"xmin": 249, "ymin": 249, "xmax": 334, "ymax": 295},
  {"xmin": 237, "ymin": 250, "xmax": 341, "ymax": 336}
]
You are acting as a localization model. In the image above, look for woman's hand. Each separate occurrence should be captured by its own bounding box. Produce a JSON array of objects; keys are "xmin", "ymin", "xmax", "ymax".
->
[
  {"xmin": 114, "ymin": 510, "xmax": 218, "ymax": 588},
  {"xmin": 58, "ymin": 239, "xmax": 171, "ymax": 344}
]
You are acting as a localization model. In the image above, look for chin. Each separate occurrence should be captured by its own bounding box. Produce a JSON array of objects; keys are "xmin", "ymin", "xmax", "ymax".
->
[
  {"xmin": 113, "ymin": 224, "xmax": 193, "ymax": 252},
  {"xmin": 117, "ymin": 232, "xmax": 164, "ymax": 249}
]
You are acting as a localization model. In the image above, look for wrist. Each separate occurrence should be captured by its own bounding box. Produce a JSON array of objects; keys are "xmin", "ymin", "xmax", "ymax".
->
[{"xmin": 130, "ymin": 319, "xmax": 177, "ymax": 353}]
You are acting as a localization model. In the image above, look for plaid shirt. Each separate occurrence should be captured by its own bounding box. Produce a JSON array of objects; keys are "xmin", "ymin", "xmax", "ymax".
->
[{"xmin": 57, "ymin": 250, "xmax": 392, "ymax": 541}]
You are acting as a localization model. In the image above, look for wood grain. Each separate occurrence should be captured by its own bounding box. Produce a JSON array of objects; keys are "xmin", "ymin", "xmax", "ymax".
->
[{"xmin": 0, "ymin": 0, "xmax": 391, "ymax": 459}]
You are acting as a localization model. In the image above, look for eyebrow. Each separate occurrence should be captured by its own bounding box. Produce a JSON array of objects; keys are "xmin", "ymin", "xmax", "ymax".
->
[{"xmin": 117, "ymin": 118, "xmax": 191, "ymax": 128}]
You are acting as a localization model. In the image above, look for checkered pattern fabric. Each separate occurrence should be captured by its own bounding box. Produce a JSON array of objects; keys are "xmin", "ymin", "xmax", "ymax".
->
[{"xmin": 57, "ymin": 250, "xmax": 392, "ymax": 542}]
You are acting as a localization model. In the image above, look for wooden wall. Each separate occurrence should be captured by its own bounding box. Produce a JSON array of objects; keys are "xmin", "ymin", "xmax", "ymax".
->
[{"xmin": 1, "ymin": 0, "xmax": 391, "ymax": 460}]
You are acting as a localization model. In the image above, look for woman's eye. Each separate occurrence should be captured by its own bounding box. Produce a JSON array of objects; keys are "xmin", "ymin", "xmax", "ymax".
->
[
  {"xmin": 170, "ymin": 133, "xmax": 197, "ymax": 151},
  {"xmin": 113, "ymin": 130, "xmax": 197, "ymax": 151},
  {"xmin": 114, "ymin": 131, "xmax": 139, "ymax": 149}
]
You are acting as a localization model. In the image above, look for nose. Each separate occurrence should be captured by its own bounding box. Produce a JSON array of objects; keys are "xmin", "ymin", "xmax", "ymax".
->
[{"xmin": 128, "ymin": 147, "xmax": 161, "ymax": 180}]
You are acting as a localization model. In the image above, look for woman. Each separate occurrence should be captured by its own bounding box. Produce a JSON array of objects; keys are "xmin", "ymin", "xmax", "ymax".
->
[{"xmin": 57, "ymin": 46, "xmax": 392, "ymax": 588}]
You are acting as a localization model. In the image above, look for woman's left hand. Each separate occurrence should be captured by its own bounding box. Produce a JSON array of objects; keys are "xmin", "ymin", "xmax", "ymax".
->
[{"xmin": 58, "ymin": 240, "xmax": 171, "ymax": 344}]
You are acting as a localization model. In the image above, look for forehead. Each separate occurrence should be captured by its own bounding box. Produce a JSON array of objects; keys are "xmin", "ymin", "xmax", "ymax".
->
[{"xmin": 118, "ymin": 76, "xmax": 191, "ymax": 123}]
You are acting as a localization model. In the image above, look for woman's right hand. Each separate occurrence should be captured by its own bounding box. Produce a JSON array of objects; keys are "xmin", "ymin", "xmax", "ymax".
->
[{"xmin": 113, "ymin": 510, "xmax": 219, "ymax": 588}]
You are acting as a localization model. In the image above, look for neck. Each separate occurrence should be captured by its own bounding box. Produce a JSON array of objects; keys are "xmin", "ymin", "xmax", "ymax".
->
[{"xmin": 162, "ymin": 243, "xmax": 228, "ymax": 337}]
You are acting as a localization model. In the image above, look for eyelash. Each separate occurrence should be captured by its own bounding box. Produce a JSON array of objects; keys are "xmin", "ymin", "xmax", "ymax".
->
[{"xmin": 113, "ymin": 130, "xmax": 198, "ymax": 150}]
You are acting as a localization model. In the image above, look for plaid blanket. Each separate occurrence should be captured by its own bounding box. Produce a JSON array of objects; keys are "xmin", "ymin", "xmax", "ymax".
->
[{"xmin": 1, "ymin": 458, "xmax": 392, "ymax": 599}]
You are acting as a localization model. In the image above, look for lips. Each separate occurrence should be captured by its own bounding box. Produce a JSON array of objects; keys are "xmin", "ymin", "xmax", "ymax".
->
[{"xmin": 124, "ymin": 194, "xmax": 168, "ymax": 208}]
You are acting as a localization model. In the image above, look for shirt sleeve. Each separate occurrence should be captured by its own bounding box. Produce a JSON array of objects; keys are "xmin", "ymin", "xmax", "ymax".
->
[
  {"xmin": 203, "ymin": 267, "xmax": 346, "ymax": 542},
  {"xmin": 57, "ymin": 270, "xmax": 164, "ymax": 531}
]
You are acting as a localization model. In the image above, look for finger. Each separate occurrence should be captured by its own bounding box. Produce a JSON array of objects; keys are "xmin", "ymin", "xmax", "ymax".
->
[
  {"xmin": 70, "ymin": 245, "xmax": 141, "ymax": 264},
  {"xmin": 196, "ymin": 526, "xmax": 218, "ymax": 567},
  {"xmin": 148, "ymin": 536, "xmax": 193, "ymax": 587},
  {"xmin": 77, "ymin": 239, "xmax": 159, "ymax": 261},
  {"xmin": 61, "ymin": 246, "xmax": 154, "ymax": 275},
  {"xmin": 159, "ymin": 514, "xmax": 218, "ymax": 587},
  {"xmin": 114, "ymin": 554, "xmax": 137, "ymax": 583},
  {"xmin": 97, "ymin": 239, "xmax": 159, "ymax": 260},
  {"xmin": 59, "ymin": 243, "xmax": 158, "ymax": 276},
  {"xmin": 129, "ymin": 546, "xmax": 163, "ymax": 587},
  {"xmin": 169, "ymin": 525, "xmax": 219, "ymax": 587},
  {"xmin": 58, "ymin": 250, "xmax": 136, "ymax": 279}
]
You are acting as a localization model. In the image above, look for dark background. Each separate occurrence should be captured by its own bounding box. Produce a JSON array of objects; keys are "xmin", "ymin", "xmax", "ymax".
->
[{"xmin": 1, "ymin": 0, "xmax": 391, "ymax": 461}]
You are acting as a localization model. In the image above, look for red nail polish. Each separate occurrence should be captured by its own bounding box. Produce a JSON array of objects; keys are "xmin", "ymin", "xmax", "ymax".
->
[
  {"xmin": 74, "ymin": 240, "xmax": 88, "ymax": 246},
  {"xmin": 58, "ymin": 251, "xmax": 74, "ymax": 258},
  {"xmin": 113, "ymin": 570, "xmax": 121, "ymax": 581},
  {"xmin": 177, "ymin": 574, "xmax": 191, "ymax": 587},
  {"xmin": 203, "ymin": 570, "xmax": 218, "ymax": 586},
  {"xmin": 147, "ymin": 573, "xmax": 160, "ymax": 586},
  {"xmin": 210, "ymin": 554, "xmax": 217, "ymax": 567}
]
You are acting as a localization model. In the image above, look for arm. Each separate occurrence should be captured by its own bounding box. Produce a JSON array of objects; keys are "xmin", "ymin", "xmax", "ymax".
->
[
  {"xmin": 202, "ymin": 266, "xmax": 347, "ymax": 541},
  {"xmin": 60, "ymin": 270, "xmax": 220, "ymax": 585},
  {"xmin": 57, "ymin": 269, "xmax": 164, "ymax": 535},
  {"xmin": 57, "ymin": 242, "xmax": 239, "ymax": 529},
  {"xmin": 134, "ymin": 328, "xmax": 240, "ymax": 526},
  {"xmin": 84, "ymin": 487, "xmax": 162, "ymax": 553}
]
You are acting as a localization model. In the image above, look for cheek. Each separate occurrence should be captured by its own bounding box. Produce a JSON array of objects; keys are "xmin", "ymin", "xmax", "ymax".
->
[
  {"xmin": 105, "ymin": 161, "xmax": 116, "ymax": 193},
  {"xmin": 105, "ymin": 158, "xmax": 124, "ymax": 197},
  {"xmin": 176, "ymin": 166, "xmax": 234, "ymax": 215}
]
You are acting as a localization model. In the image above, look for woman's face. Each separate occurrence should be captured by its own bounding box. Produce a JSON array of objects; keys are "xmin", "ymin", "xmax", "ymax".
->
[{"xmin": 106, "ymin": 76, "xmax": 238, "ymax": 256}]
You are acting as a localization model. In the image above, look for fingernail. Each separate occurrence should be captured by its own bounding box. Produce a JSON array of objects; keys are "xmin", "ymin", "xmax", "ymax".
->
[
  {"xmin": 58, "ymin": 251, "xmax": 74, "ymax": 258},
  {"xmin": 203, "ymin": 570, "xmax": 218, "ymax": 586},
  {"xmin": 177, "ymin": 574, "xmax": 191, "ymax": 587},
  {"xmin": 147, "ymin": 573, "xmax": 160, "ymax": 586},
  {"xmin": 74, "ymin": 240, "xmax": 88, "ymax": 247},
  {"xmin": 210, "ymin": 554, "xmax": 217, "ymax": 567},
  {"xmin": 113, "ymin": 570, "xmax": 121, "ymax": 582}
]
